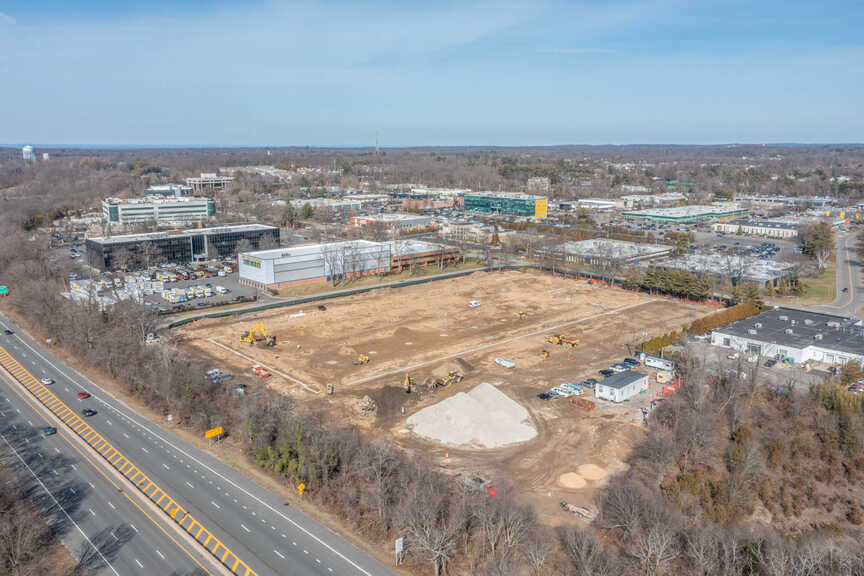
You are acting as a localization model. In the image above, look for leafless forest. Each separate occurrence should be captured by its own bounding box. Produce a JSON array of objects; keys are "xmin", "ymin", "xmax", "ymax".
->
[{"xmin": 2, "ymin": 146, "xmax": 864, "ymax": 574}]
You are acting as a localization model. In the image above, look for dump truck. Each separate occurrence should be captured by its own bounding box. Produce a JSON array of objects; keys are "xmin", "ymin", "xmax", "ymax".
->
[
  {"xmin": 353, "ymin": 354, "xmax": 370, "ymax": 365},
  {"xmin": 547, "ymin": 334, "xmax": 579, "ymax": 347}
]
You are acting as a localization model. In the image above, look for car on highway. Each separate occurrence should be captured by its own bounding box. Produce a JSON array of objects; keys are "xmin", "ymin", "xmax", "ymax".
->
[
  {"xmin": 3, "ymin": 329, "xmax": 13, "ymax": 335},
  {"xmin": 40, "ymin": 378, "xmax": 55, "ymax": 385},
  {"xmin": 842, "ymin": 287, "xmax": 849, "ymax": 293},
  {"xmin": 77, "ymin": 391, "xmax": 91, "ymax": 399},
  {"xmin": 82, "ymin": 408, "xmax": 97, "ymax": 417},
  {"xmin": 41, "ymin": 426, "xmax": 57, "ymax": 436}
]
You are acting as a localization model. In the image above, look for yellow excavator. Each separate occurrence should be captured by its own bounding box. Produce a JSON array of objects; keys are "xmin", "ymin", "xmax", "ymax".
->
[
  {"xmin": 403, "ymin": 374, "xmax": 414, "ymax": 393},
  {"xmin": 353, "ymin": 354, "xmax": 370, "ymax": 365},
  {"xmin": 443, "ymin": 370, "xmax": 463, "ymax": 386},
  {"xmin": 240, "ymin": 322, "xmax": 276, "ymax": 347},
  {"xmin": 547, "ymin": 334, "xmax": 579, "ymax": 347},
  {"xmin": 518, "ymin": 311, "xmax": 527, "ymax": 320}
]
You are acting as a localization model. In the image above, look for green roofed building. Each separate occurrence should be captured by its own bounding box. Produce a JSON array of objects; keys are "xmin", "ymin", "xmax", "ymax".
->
[
  {"xmin": 463, "ymin": 192, "xmax": 548, "ymax": 218},
  {"xmin": 623, "ymin": 204, "xmax": 748, "ymax": 223}
]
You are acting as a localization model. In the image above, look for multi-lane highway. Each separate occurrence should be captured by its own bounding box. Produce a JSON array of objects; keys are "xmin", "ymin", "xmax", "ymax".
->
[
  {"xmin": 805, "ymin": 232, "xmax": 863, "ymax": 319},
  {"xmin": 0, "ymin": 312, "xmax": 394, "ymax": 576}
]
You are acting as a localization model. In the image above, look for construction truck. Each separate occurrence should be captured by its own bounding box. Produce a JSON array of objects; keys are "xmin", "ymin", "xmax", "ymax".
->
[
  {"xmin": 546, "ymin": 334, "xmax": 579, "ymax": 347},
  {"xmin": 403, "ymin": 374, "xmax": 414, "ymax": 393},
  {"xmin": 353, "ymin": 354, "xmax": 370, "ymax": 365},
  {"xmin": 240, "ymin": 322, "xmax": 276, "ymax": 347}
]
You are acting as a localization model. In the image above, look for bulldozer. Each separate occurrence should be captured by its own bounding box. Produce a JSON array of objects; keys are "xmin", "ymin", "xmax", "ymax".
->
[
  {"xmin": 403, "ymin": 374, "xmax": 414, "ymax": 393},
  {"xmin": 546, "ymin": 334, "xmax": 579, "ymax": 347},
  {"xmin": 443, "ymin": 370, "xmax": 463, "ymax": 386},
  {"xmin": 353, "ymin": 354, "xmax": 370, "ymax": 365},
  {"xmin": 240, "ymin": 322, "xmax": 276, "ymax": 347}
]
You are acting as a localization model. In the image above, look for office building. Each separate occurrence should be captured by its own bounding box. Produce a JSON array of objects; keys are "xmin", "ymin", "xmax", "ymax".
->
[
  {"xmin": 549, "ymin": 239, "xmax": 673, "ymax": 265},
  {"xmin": 711, "ymin": 307, "xmax": 864, "ymax": 367},
  {"xmin": 350, "ymin": 213, "xmax": 432, "ymax": 230},
  {"xmin": 463, "ymin": 192, "xmax": 547, "ymax": 218},
  {"xmin": 290, "ymin": 198, "xmax": 362, "ymax": 214},
  {"xmin": 186, "ymin": 173, "xmax": 234, "ymax": 195},
  {"xmin": 144, "ymin": 184, "xmax": 193, "ymax": 197},
  {"xmin": 712, "ymin": 219, "xmax": 799, "ymax": 239},
  {"xmin": 576, "ymin": 198, "xmax": 620, "ymax": 211},
  {"xmin": 86, "ymin": 224, "xmax": 279, "ymax": 271},
  {"xmin": 623, "ymin": 203, "xmax": 747, "ymax": 223},
  {"xmin": 101, "ymin": 196, "xmax": 216, "ymax": 225}
]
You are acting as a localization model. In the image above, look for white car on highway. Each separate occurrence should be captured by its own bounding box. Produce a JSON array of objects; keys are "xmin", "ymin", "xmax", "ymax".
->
[{"xmin": 40, "ymin": 377, "xmax": 55, "ymax": 385}]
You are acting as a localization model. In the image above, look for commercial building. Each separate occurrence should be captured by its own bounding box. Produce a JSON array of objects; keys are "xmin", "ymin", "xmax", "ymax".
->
[
  {"xmin": 22, "ymin": 145, "xmax": 35, "ymax": 163},
  {"xmin": 652, "ymin": 253, "xmax": 795, "ymax": 284},
  {"xmin": 439, "ymin": 222, "xmax": 512, "ymax": 245},
  {"xmin": 737, "ymin": 195, "xmax": 834, "ymax": 208},
  {"xmin": 711, "ymin": 307, "xmax": 864, "ymax": 367},
  {"xmin": 186, "ymin": 173, "xmax": 234, "ymax": 195},
  {"xmin": 526, "ymin": 177, "xmax": 551, "ymax": 194},
  {"xmin": 101, "ymin": 196, "xmax": 216, "ymax": 225},
  {"xmin": 239, "ymin": 239, "xmax": 460, "ymax": 290},
  {"xmin": 463, "ymin": 192, "xmax": 547, "ymax": 218},
  {"xmin": 290, "ymin": 198, "xmax": 362, "ymax": 214},
  {"xmin": 712, "ymin": 219, "xmax": 799, "ymax": 239},
  {"xmin": 144, "ymin": 184, "xmax": 193, "ymax": 197},
  {"xmin": 623, "ymin": 203, "xmax": 747, "ymax": 223},
  {"xmin": 350, "ymin": 213, "xmax": 432, "ymax": 231},
  {"xmin": 621, "ymin": 193, "xmax": 686, "ymax": 209},
  {"xmin": 595, "ymin": 371, "xmax": 650, "ymax": 403},
  {"xmin": 576, "ymin": 198, "xmax": 619, "ymax": 211},
  {"xmin": 552, "ymin": 239, "xmax": 672, "ymax": 265},
  {"xmin": 86, "ymin": 224, "xmax": 279, "ymax": 271}
]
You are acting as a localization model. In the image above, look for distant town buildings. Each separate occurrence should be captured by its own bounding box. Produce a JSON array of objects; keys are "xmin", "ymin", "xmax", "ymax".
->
[
  {"xmin": 349, "ymin": 213, "xmax": 432, "ymax": 231},
  {"xmin": 101, "ymin": 196, "xmax": 216, "ymax": 225},
  {"xmin": 290, "ymin": 197, "xmax": 361, "ymax": 214},
  {"xmin": 186, "ymin": 173, "xmax": 234, "ymax": 195},
  {"xmin": 41, "ymin": 152, "xmax": 50, "ymax": 161},
  {"xmin": 144, "ymin": 184, "xmax": 193, "ymax": 197},
  {"xmin": 526, "ymin": 176, "xmax": 551, "ymax": 194},
  {"xmin": 463, "ymin": 192, "xmax": 547, "ymax": 218}
]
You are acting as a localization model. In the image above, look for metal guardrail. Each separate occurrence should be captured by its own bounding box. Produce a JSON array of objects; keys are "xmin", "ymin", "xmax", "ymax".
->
[{"xmin": 0, "ymin": 346, "xmax": 258, "ymax": 576}]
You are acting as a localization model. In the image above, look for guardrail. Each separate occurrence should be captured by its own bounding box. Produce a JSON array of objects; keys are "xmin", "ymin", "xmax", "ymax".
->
[{"xmin": 0, "ymin": 345, "xmax": 258, "ymax": 576}]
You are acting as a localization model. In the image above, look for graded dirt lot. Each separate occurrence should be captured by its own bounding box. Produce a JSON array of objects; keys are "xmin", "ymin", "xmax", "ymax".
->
[{"xmin": 178, "ymin": 269, "xmax": 715, "ymax": 525}]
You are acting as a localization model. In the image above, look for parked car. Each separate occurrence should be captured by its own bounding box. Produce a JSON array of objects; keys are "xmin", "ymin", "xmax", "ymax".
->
[
  {"xmin": 610, "ymin": 363, "xmax": 631, "ymax": 373},
  {"xmin": 764, "ymin": 358, "xmax": 777, "ymax": 367},
  {"xmin": 82, "ymin": 408, "xmax": 97, "ymax": 417},
  {"xmin": 582, "ymin": 378, "xmax": 599, "ymax": 389},
  {"xmin": 623, "ymin": 357, "xmax": 640, "ymax": 367},
  {"xmin": 3, "ymin": 329, "xmax": 13, "ymax": 335},
  {"xmin": 77, "ymin": 392, "xmax": 91, "ymax": 399},
  {"xmin": 727, "ymin": 352, "xmax": 740, "ymax": 360},
  {"xmin": 40, "ymin": 378, "xmax": 55, "ymax": 385},
  {"xmin": 599, "ymin": 368, "xmax": 615, "ymax": 377},
  {"xmin": 537, "ymin": 392, "xmax": 551, "ymax": 400},
  {"xmin": 318, "ymin": 305, "xmax": 327, "ymax": 311},
  {"xmin": 41, "ymin": 426, "xmax": 57, "ymax": 436}
]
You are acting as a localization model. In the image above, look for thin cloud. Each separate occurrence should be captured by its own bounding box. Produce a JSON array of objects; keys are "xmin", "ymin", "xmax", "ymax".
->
[
  {"xmin": 536, "ymin": 47, "xmax": 616, "ymax": 55},
  {"xmin": 0, "ymin": 11, "xmax": 15, "ymax": 24}
]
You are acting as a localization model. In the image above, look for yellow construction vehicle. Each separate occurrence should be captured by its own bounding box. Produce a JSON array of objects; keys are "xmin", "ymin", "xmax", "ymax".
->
[
  {"xmin": 541, "ymin": 349, "xmax": 550, "ymax": 359},
  {"xmin": 444, "ymin": 370, "xmax": 463, "ymax": 386},
  {"xmin": 518, "ymin": 311, "xmax": 527, "ymax": 320},
  {"xmin": 546, "ymin": 334, "xmax": 579, "ymax": 347},
  {"xmin": 403, "ymin": 374, "xmax": 414, "ymax": 393},
  {"xmin": 240, "ymin": 322, "xmax": 276, "ymax": 347},
  {"xmin": 353, "ymin": 354, "xmax": 370, "ymax": 365}
]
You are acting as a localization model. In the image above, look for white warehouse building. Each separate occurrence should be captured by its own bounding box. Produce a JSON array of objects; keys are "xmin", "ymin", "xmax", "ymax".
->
[
  {"xmin": 594, "ymin": 371, "xmax": 650, "ymax": 403},
  {"xmin": 711, "ymin": 307, "xmax": 864, "ymax": 367},
  {"xmin": 102, "ymin": 196, "xmax": 215, "ymax": 225}
]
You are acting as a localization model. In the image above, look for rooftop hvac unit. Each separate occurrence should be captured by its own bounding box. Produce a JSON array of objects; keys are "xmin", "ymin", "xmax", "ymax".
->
[
  {"xmin": 828, "ymin": 321, "xmax": 840, "ymax": 328},
  {"xmin": 785, "ymin": 328, "xmax": 794, "ymax": 335},
  {"xmin": 791, "ymin": 319, "xmax": 796, "ymax": 325},
  {"xmin": 779, "ymin": 315, "xmax": 789, "ymax": 321},
  {"xmin": 748, "ymin": 329, "xmax": 758, "ymax": 335},
  {"xmin": 754, "ymin": 322, "xmax": 762, "ymax": 329},
  {"xmin": 804, "ymin": 318, "xmax": 814, "ymax": 325},
  {"xmin": 815, "ymin": 334, "xmax": 823, "ymax": 340}
]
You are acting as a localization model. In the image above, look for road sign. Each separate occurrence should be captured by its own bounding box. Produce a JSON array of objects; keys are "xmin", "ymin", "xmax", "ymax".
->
[
  {"xmin": 205, "ymin": 426, "xmax": 223, "ymax": 439},
  {"xmin": 297, "ymin": 482, "xmax": 305, "ymax": 495},
  {"xmin": 395, "ymin": 537, "xmax": 403, "ymax": 553}
]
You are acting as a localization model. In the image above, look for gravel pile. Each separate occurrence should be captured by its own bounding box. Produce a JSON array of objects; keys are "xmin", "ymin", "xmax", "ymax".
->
[{"xmin": 407, "ymin": 382, "xmax": 536, "ymax": 448}]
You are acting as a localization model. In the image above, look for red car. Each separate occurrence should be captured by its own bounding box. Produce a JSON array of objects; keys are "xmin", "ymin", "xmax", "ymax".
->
[{"xmin": 77, "ymin": 391, "xmax": 91, "ymax": 399}]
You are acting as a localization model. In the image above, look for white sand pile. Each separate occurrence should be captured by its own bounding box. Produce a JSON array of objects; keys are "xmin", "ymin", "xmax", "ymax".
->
[
  {"xmin": 558, "ymin": 473, "xmax": 587, "ymax": 489},
  {"xmin": 407, "ymin": 383, "xmax": 537, "ymax": 448}
]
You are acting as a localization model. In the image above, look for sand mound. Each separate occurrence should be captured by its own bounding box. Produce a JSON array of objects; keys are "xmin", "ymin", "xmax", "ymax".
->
[
  {"xmin": 578, "ymin": 464, "xmax": 606, "ymax": 481},
  {"xmin": 407, "ymin": 383, "xmax": 536, "ymax": 448},
  {"xmin": 558, "ymin": 473, "xmax": 586, "ymax": 489}
]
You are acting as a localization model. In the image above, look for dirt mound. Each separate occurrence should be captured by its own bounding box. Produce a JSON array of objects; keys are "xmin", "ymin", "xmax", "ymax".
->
[
  {"xmin": 558, "ymin": 473, "xmax": 586, "ymax": 489},
  {"xmin": 578, "ymin": 464, "xmax": 606, "ymax": 481},
  {"xmin": 431, "ymin": 358, "xmax": 474, "ymax": 379}
]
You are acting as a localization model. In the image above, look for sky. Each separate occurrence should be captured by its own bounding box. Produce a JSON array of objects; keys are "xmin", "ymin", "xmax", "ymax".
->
[{"xmin": 1, "ymin": 0, "xmax": 863, "ymax": 147}]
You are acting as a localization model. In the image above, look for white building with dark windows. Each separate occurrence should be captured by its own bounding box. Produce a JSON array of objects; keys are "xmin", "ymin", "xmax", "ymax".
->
[
  {"xmin": 101, "ymin": 196, "xmax": 216, "ymax": 225},
  {"xmin": 711, "ymin": 307, "xmax": 864, "ymax": 367}
]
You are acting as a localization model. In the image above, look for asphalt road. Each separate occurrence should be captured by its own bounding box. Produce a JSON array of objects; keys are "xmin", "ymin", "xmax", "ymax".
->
[
  {"xmin": 0, "ymin": 370, "xmax": 207, "ymax": 576},
  {"xmin": 0, "ymin": 313, "xmax": 395, "ymax": 576},
  {"xmin": 802, "ymin": 232, "xmax": 862, "ymax": 319}
]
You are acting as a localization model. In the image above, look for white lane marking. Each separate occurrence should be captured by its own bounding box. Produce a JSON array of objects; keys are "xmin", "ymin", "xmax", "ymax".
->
[
  {"xmin": 304, "ymin": 549, "xmax": 309, "ymax": 555},
  {"xmin": 70, "ymin": 464, "xmax": 77, "ymax": 470},
  {"xmin": 141, "ymin": 447, "xmax": 149, "ymax": 453},
  {"xmin": 88, "ymin": 482, "xmax": 95, "ymax": 489},
  {"xmin": 316, "ymin": 558, "xmax": 321, "ymax": 564},
  {"xmin": 27, "ymin": 419, "xmax": 33, "ymax": 426},
  {"xmin": 186, "ymin": 481, "xmax": 194, "ymax": 488},
  {"xmin": 123, "ymin": 433, "xmax": 129, "ymax": 439},
  {"xmin": 111, "ymin": 532, "xmax": 119, "ymax": 541},
  {"xmin": 10, "ymin": 424, "xmax": 16, "ymax": 430},
  {"xmin": 65, "ymin": 387, "xmax": 70, "ymax": 392},
  {"xmin": 108, "ymin": 501, "xmax": 116, "ymax": 510},
  {"xmin": 211, "ymin": 501, "xmax": 221, "ymax": 509},
  {"xmin": 156, "ymin": 550, "xmax": 166, "ymax": 560},
  {"xmin": 292, "ymin": 541, "xmax": 297, "ymax": 546},
  {"xmin": 274, "ymin": 550, "xmax": 285, "ymax": 559},
  {"xmin": 281, "ymin": 534, "xmax": 286, "ymax": 538},
  {"xmin": 89, "ymin": 508, "xmax": 96, "ymax": 516},
  {"xmin": 15, "ymin": 408, "xmax": 20, "ymax": 413},
  {"xmin": 130, "ymin": 523, "xmax": 138, "ymax": 533},
  {"xmin": 135, "ymin": 559, "xmax": 143, "ymax": 569},
  {"xmin": 1, "ymin": 325, "xmax": 378, "ymax": 576},
  {"xmin": 162, "ymin": 463, "xmax": 170, "ymax": 470},
  {"xmin": 106, "ymin": 419, "xmax": 112, "ymax": 425},
  {"xmin": 241, "ymin": 524, "xmax": 251, "ymax": 533},
  {"xmin": 70, "ymin": 487, "xmax": 77, "ymax": 494},
  {"xmin": 54, "ymin": 447, "xmax": 61, "ymax": 453},
  {"xmin": 52, "ymin": 469, "xmax": 59, "ymax": 476}
]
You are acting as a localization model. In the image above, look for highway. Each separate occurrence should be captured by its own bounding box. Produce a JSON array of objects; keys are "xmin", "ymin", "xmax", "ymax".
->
[
  {"xmin": 0, "ymin": 312, "xmax": 395, "ymax": 576},
  {"xmin": 804, "ymin": 232, "xmax": 863, "ymax": 319}
]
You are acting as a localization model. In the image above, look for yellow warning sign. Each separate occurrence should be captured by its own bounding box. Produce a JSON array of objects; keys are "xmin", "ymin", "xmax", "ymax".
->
[{"xmin": 205, "ymin": 426, "xmax": 223, "ymax": 439}]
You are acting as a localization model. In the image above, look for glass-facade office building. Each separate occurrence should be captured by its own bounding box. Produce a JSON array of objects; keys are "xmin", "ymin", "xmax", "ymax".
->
[
  {"xmin": 86, "ymin": 224, "xmax": 280, "ymax": 270},
  {"xmin": 463, "ymin": 192, "xmax": 547, "ymax": 218}
]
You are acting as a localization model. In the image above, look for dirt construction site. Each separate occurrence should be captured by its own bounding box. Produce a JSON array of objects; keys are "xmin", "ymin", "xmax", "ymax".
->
[{"xmin": 178, "ymin": 269, "xmax": 715, "ymax": 525}]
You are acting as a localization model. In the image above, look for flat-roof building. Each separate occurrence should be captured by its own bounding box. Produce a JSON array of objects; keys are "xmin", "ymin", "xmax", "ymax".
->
[
  {"xmin": 86, "ymin": 224, "xmax": 279, "ymax": 271},
  {"xmin": 463, "ymin": 192, "xmax": 547, "ymax": 218},
  {"xmin": 652, "ymin": 253, "xmax": 795, "ymax": 284},
  {"xmin": 713, "ymin": 219, "xmax": 799, "ymax": 239},
  {"xmin": 553, "ymin": 239, "xmax": 673, "ymax": 264},
  {"xmin": 101, "ymin": 196, "xmax": 215, "ymax": 225},
  {"xmin": 595, "ymin": 371, "xmax": 649, "ymax": 403},
  {"xmin": 623, "ymin": 203, "xmax": 747, "ymax": 223},
  {"xmin": 576, "ymin": 198, "xmax": 620, "ymax": 211},
  {"xmin": 350, "ymin": 213, "xmax": 432, "ymax": 230},
  {"xmin": 711, "ymin": 307, "xmax": 864, "ymax": 367},
  {"xmin": 144, "ymin": 184, "xmax": 193, "ymax": 197},
  {"xmin": 737, "ymin": 195, "xmax": 834, "ymax": 208},
  {"xmin": 186, "ymin": 173, "xmax": 234, "ymax": 195},
  {"xmin": 291, "ymin": 198, "xmax": 362, "ymax": 213}
]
